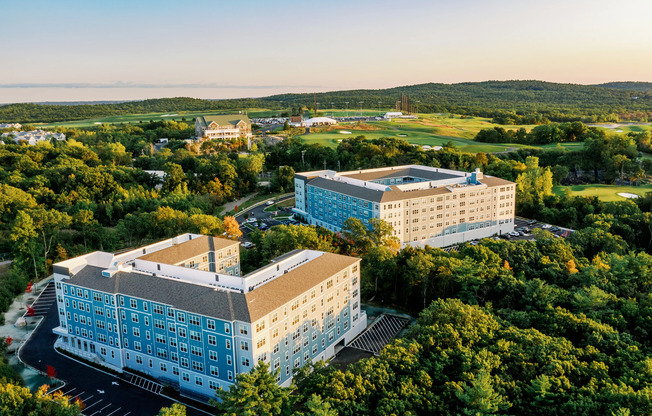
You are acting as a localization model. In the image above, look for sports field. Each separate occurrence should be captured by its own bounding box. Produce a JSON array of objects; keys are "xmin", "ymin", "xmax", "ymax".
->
[{"xmin": 553, "ymin": 184, "xmax": 652, "ymax": 202}]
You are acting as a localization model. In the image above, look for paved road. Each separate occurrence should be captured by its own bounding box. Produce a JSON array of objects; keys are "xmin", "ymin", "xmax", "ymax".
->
[
  {"xmin": 237, "ymin": 194, "xmax": 295, "ymax": 239},
  {"xmin": 19, "ymin": 301, "xmax": 208, "ymax": 416}
]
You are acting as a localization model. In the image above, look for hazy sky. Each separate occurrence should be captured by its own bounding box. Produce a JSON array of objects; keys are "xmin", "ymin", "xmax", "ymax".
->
[{"xmin": 2, "ymin": 0, "xmax": 652, "ymax": 103}]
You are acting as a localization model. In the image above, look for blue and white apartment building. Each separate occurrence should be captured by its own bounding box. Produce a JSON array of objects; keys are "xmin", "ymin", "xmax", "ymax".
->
[
  {"xmin": 52, "ymin": 234, "xmax": 366, "ymax": 401},
  {"xmin": 294, "ymin": 165, "xmax": 516, "ymax": 247}
]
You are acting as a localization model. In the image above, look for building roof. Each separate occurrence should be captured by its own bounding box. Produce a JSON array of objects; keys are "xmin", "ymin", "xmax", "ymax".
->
[
  {"xmin": 244, "ymin": 252, "xmax": 359, "ymax": 322},
  {"xmin": 341, "ymin": 166, "xmax": 458, "ymax": 182},
  {"xmin": 65, "ymin": 250, "xmax": 358, "ymax": 323},
  {"xmin": 138, "ymin": 236, "xmax": 239, "ymax": 265},
  {"xmin": 70, "ymin": 265, "xmax": 251, "ymax": 322},
  {"xmin": 308, "ymin": 176, "xmax": 386, "ymax": 203},
  {"xmin": 198, "ymin": 115, "xmax": 251, "ymax": 129}
]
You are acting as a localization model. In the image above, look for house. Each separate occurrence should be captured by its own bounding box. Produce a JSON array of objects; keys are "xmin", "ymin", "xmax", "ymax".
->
[
  {"xmin": 52, "ymin": 234, "xmax": 366, "ymax": 401},
  {"xmin": 294, "ymin": 165, "xmax": 516, "ymax": 248},
  {"xmin": 1, "ymin": 130, "xmax": 65, "ymax": 146},
  {"xmin": 195, "ymin": 115, "xmax": 252, "ymax": 141},
  {"xmin": 0, "ymin": 123, "xmax": 22, "ymax": 129}
]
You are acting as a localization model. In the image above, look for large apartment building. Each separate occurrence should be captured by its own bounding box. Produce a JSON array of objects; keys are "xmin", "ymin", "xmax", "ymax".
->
[
  {"xmin": 294, "ymin": 165, "xmax": 516, "ymax": 247},
  {"xmin": 194, "ymin": 115, "xmax": 252, "ymax": 141},
  {"xmin": 52, "ymin": 234, "xmax": 365, "ymax": 401}
]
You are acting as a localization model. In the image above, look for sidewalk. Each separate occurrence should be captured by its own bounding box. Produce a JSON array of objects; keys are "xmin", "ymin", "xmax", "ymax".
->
[
  {"xmin": 222, "ymin": 193, "xmax": 258, "ymax": 213},
  {"xmin": 0, "ymin": 277, "xmax": 59, "ymax": 391}
]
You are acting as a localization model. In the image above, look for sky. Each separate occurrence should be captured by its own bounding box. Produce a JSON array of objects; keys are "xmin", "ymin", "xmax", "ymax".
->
[{"xmin": 2, "ymin": 0, "xmax": 652, "ymax": 103}]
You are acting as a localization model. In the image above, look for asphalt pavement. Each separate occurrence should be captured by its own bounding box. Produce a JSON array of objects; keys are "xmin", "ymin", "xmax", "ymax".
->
[{"xmin": 19, "ymin": 301, "xmax": 209, "ymax": 416}]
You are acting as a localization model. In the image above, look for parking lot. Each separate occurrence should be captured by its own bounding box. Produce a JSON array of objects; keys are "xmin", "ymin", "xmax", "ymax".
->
[{"xmin": 59, "ymin": 385, "xmax": 132, "ymax": 416}]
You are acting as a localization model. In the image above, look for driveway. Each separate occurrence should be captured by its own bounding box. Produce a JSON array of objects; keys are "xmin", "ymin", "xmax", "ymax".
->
[{"xmin": 19, "ymin": 301, "xmax": 208, "ymax": 416}]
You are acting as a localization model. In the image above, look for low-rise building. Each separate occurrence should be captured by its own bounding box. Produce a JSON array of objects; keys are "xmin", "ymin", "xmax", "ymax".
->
[
  {"xmin": 294, "ymin": 165, "xmax": 516, "ymax": 247},
  {"xmin": 0, "ymin": 123, "xmax": 22, "ymax": 129},
  {"xmin": 1, "ymin": 130, "xmax": 65, "ymax": 145},
  {"xmin": 52, "ymin": 234, "xmax": 365, "ymax": 401},
  {"xmin": 195, "ymin": 115, "xmax": 252, "ymax": 141},
  {"xmin": 304, "ymin": 117, "xmax": 337, "ymax": 128}
]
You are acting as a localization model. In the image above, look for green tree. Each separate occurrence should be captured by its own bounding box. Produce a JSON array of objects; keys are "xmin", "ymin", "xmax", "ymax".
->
[
  {"xmin": 456, "ymin": 368, "xmax": 509, "ymax": 416},
  {"xmin": 157, "ymin": 403, "xmax": 186, "ymax": 416},
  {"xmin": 212, "ymin": 362, "xmax": 292, "ymax": 416}
]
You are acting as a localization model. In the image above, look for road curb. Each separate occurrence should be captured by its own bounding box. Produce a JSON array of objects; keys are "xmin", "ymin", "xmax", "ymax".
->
[{"xmin": 233, "ymin": 193, "xmax": 294, "ymax": 218}]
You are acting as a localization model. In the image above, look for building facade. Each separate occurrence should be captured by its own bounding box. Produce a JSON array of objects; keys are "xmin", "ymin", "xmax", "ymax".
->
[
  {"xmin": 294, "ymin": 165, "xmax": 516, "ymax": 247},
  {"xmin": 194, "ymin": 115, "xmax": 252, "ymax": 141},
  {"xmin": 52, "ymin": 234, "xmax": 366, "ymax": 401}
]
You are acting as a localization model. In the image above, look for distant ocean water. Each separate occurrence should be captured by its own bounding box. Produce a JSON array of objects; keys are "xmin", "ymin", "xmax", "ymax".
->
[{"xmin": 0, "ymin": 87, "xmax": 314, "ymax": 105}]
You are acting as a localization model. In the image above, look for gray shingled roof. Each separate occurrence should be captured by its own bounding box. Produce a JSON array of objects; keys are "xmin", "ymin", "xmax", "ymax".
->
[
  {"xmin": 70, "ymin": 265, "xmax": 251, "ymax": 322},
  {"xmin": 307, "ymin": 176, "xmax": 386, "ymax": 202}
]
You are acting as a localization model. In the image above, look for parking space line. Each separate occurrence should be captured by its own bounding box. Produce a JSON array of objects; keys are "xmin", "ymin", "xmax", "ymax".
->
[
  {"xmin": 105, "ymin": 407, "xmax": 121, "ymax": 416},
  {"xmin": 123, "ymin": 412, "xmax": 131, "ymax": 416},
  {"xmin": 61, "ymin": 387, "xmax": 76, "ymax": 395},
  {"xmin": 69, "ymin": 391, "xmax": 85, "ymax": 402},
  {"xmin": 84, "ymin": 399, "xmax": 103, "ymax": 410}
]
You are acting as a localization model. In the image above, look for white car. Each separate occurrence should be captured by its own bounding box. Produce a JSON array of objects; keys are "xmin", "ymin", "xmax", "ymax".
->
[
  {"xmin": 245, "ymin": 217, "xmax": 257, "ymax": 224},
  {"xmin": 265, "ymin": 201, "xmax": 274, "ymax": 206},
  {"xmin": 541, "ymin": 224, "xmax": 552, "ymax": 229},
  {"xmin": 509, "ymin": 231, "xmax": 520, "ymax": 237}
]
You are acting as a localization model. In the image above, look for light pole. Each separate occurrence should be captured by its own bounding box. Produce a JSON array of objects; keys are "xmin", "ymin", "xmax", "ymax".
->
[{"xmin": 345, "ymin": 102, "xmax": 349, "ymax": 117}]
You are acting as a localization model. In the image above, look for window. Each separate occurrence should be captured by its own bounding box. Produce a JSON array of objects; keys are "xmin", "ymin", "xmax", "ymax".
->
[
  {"xmin": 255, "ymin": 321, "xmax": 265, "ymax": 333},
  {"xmin": 207, "ymin": 320, "xmax": 215, "ymax": 330},
  {"xmin": 177, "ymin": 312, "xmax": 185, "ymax": 323},
  {"xmin": 160, "ymin": 363, "xmax": 167, "ymax": 372},
  {"xmin": 241, "ymin": 357, "xmax": 250, "ymax": 367},
  {"xmin": 130, "ymin": 299, "xmax": 137, "ymax": 308},
  {"xmin": 224, "ymin": 323, "xmax": 230, "ymax": 334},
  {"xmin": 192, "ymin": 361, "xmax": 203, "ymax": 372},
  {"xmin": 208, "ymin": 335, "xmax": 217, "ymax": 346},
  {"xmin": 132, "ymin": 328, "xmax": 140, "ymax": 337},
  {"xmin": 131, "ymin": 313, "xmax": 138, "ymax": 323},
  {"xmin": 153, "ymin": 304, "xmax": 164, "ymax": 314},
  {"xmin": 209, "ymin": 350, "xmax": 218, "ymax": 361},
  {"xmin": 178, "ymin": 328, "xmax": 186, "ymax": 338},
  {"xmin": 181, "ymin": 358, "xmax": 189, "ymax": 368},
  {"xmin": 136, "ymin": 355, "xmax": 143, "ymax": 364},
  {"xmin": 180, "ymin": 343, "xmax": 188, "ymax": 353},
  {"xmin": 241, "ymin": 341, "xmax": 249, "ymax": 351},
  {"xmin": 191, "ymin": 346, "xmax": 203, "ymax": 356},
  {"xmin": 226, "ymin": 340, "xmax": 231, "ymax": 349},
  {"xmin": 189, "ymin": 315, "xmax": 200, "ymax": 326},
  {"xmin": 182, "ymin": 372, "xmax": 190, "ymax": 382},
  {"xmin": 190, "ymin": 331, "xmax": 201, "ymax": 342}
]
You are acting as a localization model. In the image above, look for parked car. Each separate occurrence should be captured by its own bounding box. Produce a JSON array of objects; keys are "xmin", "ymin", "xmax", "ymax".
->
[
  {"xmin": 258, "ymin": 223, "xmax": 270, "ymax": 231},
  {"xmin": 509, "ymin": 231, "xmax": 520, "ymax": 237},
  {"xmin": 245, "ymin": 217, "xmax": 257, "ymax": 224},
  {"xmin": 241, "ymin": 241, "xmax": 255, "ymax": 249},
  {"xmin": 527, "ymin": 219, "xmax": 537, "ymax": 225},
  {"xmin": 265, "ymin": 201, "xmax": 274, "ymax": 206},
  {"xmin": 541, "ymin": 224, "xmax": 552, "ymax": 229}
]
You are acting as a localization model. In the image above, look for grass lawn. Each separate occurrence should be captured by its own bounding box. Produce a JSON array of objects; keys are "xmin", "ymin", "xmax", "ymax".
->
[
  {"xmin": 37, "ymin": 109, "xmax": 282, "ymax": 128},
  {"xmin": 553, "ymin": 184, "xmax": 652, "ymax": 202}
]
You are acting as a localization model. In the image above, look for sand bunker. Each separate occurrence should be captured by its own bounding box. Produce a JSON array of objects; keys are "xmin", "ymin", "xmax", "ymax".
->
[
  {"xmin": 618, "ymin": 192, "xmax": 641, "ymax": 199},
  {"xmin": 339, "ymin": 130, "xmax": 352, "ymax": 134}
]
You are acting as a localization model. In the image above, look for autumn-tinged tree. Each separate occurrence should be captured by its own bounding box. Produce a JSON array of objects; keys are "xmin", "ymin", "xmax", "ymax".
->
[{"xmin": 223, "ymin": 216, "xmax": 242, "ymax": 240}]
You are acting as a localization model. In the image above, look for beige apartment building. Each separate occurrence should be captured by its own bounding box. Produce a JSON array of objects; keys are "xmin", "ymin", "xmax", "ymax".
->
[{"xmin": 294, "ymin": 165, "xmax": 516, "ymax": 247}]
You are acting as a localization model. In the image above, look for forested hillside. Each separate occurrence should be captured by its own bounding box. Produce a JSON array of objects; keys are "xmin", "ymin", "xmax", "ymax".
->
[{"xmin": 1, "ymin": 80, "xmax": 651, "ymax": 123}]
